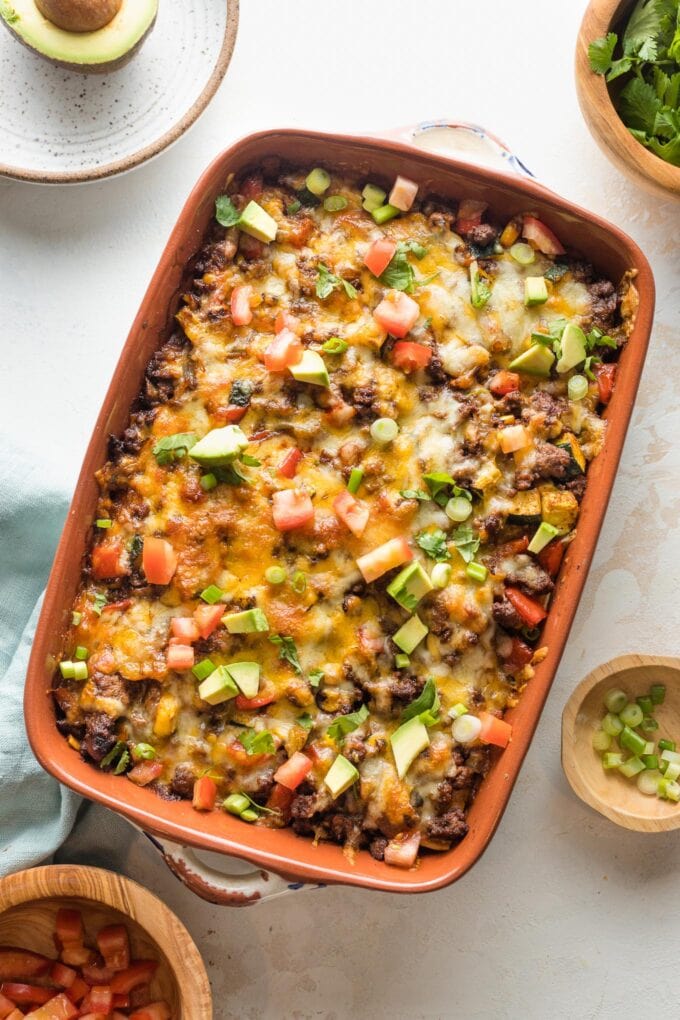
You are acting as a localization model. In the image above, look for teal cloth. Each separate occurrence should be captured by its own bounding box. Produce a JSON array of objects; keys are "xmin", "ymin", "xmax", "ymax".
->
[{"xmin": 0, "ymin": 445, "xmax": 80, "ymax": 875}]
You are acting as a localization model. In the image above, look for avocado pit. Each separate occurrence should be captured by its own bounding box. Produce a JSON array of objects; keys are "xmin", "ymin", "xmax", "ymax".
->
[{"xmin": 34, "ymin": 0, "xmax": 122, "ymax": 32}]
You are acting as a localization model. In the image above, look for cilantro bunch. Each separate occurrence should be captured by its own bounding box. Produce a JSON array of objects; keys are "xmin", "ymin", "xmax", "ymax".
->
[{"xmin": 589, "ymin": 0, "xmax": 680, "ymax": 166}]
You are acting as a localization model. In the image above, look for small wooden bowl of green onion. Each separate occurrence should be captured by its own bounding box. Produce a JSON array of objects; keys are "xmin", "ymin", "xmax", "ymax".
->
[{"xmin": 562, "ymin": 655, "xmax": 680, "ymax": 831}]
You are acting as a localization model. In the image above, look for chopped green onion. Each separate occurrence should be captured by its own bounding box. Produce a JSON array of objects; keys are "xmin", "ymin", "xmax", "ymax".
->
[
  {"xmin": 395, "ymin": 653, "xmax": 410, "ymax": 669},
  {"xmin": 445, "ymin": 496, "xmax": 472, "ymax": 523},
  {"xmin": 430, "ymin": 562, "xmax": 452, "ymax": 589},
  {"xmin": 661, "ymin": 779, "xmax": 680, "ymax": 802},
  {"xmin": 322, "ymin": 337, "xmax": 348, "ymax": 355},
  {"xmin": 286, "ymin": 199, "xmax": 302, "ymax": 215},
  {"xmin": 200, "ymin": 473, "xmax": 218, "ymax": 491},
  {"xmin": 72, "ymin": 661, "xmax": 88, "ymax": 681},
  {"xmin": 265, "ymin": 565, "xmax": 286, "ymax": 585},
  {"xmin": 370, "ymin": 417, "xmax": 399, "ymax": 443},
  {"xmin": 291, "ymin": 570, "xmax": 307, "ymax": 594},
  {"xmin": 619, "ymin": 756, "xmax": 645, "ymax": 778},
  {"xmin": 642, "ymin": 754, "xmax": 659, "ymax": 770},
  {"xmin": 74, "ymin": 646, "xmax": 88, "ymax": 661},
  {"xmin": 96, "ymin": 519, "xmax": 113, "ymax": 529},
  {"xmin": 71, "ymin": 611, "xmax": 82, "ymax": 626},
  {"xmin": 568, "ymin": 375, "xmax": 589, "ymax": 401},
  {"xmin": 592, "ymin": 729, "xmax": 611, "ymax": 752},
  {"xmin": 660, "ymin": 758, "xmax": 669, "ymax": 774},
  {"xmin": 643, "ymin": 741, "xmax": 655, "ymax": 756},
  {"xmin": 362, "ymin": 183, "xmax": 387, "ymax": 212},
  {"xmin": 620, "ymin": 725, "xmax": 647, "ymax": 755},
  {"xmin": 240, "ymin": 808, "xmax": 259, "ymax": 822},
  {"xmin": 305, "ymin": 168, "xmax": 331, "ymax": 196},
  {"xmin": 133, "ymin": 743, "xmax": 157, "ymax": 761},
  {"xmin": 324, "ymin": 196, "xmax": 348, "ymax": 212},
  {"xmin": 650, "ymin": 684, "xmax": 666, "ymax": 705},
  {"xmin": 604, "ymin": 688, "xmax": 627, "ymax": 714},
  {"xmin": 452, "ymin": 713, "xmax": 483, "ymax": 744},
  {"xmin": 449, "ymin": 703, "xmax": 468, "ymax": 720},
  {"xmin": 659, "ymin": 739, "xmax": 676, "ymax": 752},
  {"xmin": 602, "ymin": 752, "xmax": 625, "ymax": 770},
  {"xmin": 347, "ymin": 468, "xmax": 364, "ymax": 494},
  {"xmin": 509, "ymin": 242, "xmax": 535, "ymax": 265},
  {"xmin": 637, "ymin": 770, "xmax": 662, "ymax": 796},
  {"xmin": 661, "ymin": 749, "xmax": 680, "ymax": 765},
  {"xmin": 224, "ymin": 793, "xmax": 251, "ymax": 816},
  {"xmin": 641, "ymin": 716, "xmax": 659, "ymax": 732},
  {"xmin": 59, "ymin": 661, "xmax": 75, "ymax": 680},
  {"xmin": 527, "ymin": 521, "xmax": 559, "ymax": 555},
  {"xmin": 602, "ymin": 712, "xmax": 624, "ymax": 737},
  {"xmin": 664, "ymin": 762, "xmax": 680, "ymax": 782},
  {"xmin": 620, "ymin": 703, "xmax": 644, "ymax": 728},
  {"xmin": 636, "ymin": 695, "xmax": 653, "ymax": 715},
  {"xmin": 200, "ymin": 585, "xmax": 224, "ymax": 605},
  {"xmin": 466, "ymin": 562, "xmax": 488, "ymax": 583},
  {"xmin": 192, "ymin": 658, "xmax": 216, "ymax": 681},
  {"xmin": 372, "ymin": 203, "xmax": 400, "ymax": 225}
]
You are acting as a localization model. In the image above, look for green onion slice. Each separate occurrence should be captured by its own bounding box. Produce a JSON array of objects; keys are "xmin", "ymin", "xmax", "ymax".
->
[
  {"xmin": 265, "ymin": 566, "xmax": 286, "ymax": 585},
  {"xmin": 445, "ymin": 496, "xmax": 472, "ymax": 523},
  {"xmin": 370, "ymin": 418, "xmax": 399, "ymax": 444},
  {"xmin": 324, "ymin": 196, "xmax": 348, "ymax": 212},
  {"xmin": 568, "ymin": 375, "xmax": 589, "ymax": 401},
  {"xmin": 509, "ymin": 242, "xmax": 536, "ymax": 265}
]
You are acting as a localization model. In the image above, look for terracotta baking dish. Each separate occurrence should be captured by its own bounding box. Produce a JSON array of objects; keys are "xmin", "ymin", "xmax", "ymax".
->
[{"xmin": 25, "ymin": 128, "xmax": 654, "ymax": 896}]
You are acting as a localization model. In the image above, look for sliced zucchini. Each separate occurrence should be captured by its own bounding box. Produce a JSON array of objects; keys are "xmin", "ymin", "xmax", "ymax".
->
[
  {"xmin": 555, "ymin": 433, "xmax": 586, "ymax": 477},
  {"xmin": 507, "ymin": 489, "xmax": 542, "ymax": 525},
  {"xmin": 540, "ymin": 486, "xmax": 579, "ymax": 535}
]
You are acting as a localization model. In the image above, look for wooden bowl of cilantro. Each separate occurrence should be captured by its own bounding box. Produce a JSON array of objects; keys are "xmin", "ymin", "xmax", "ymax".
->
[{"xmin": 576, "ymin": 0, "xmax": 680, "ymax": 198}]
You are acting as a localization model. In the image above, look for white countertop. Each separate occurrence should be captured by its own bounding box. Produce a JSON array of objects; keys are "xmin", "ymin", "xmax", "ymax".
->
[{"xmin": 3, "ymin": 1, "xmax": 680, "ymax": 1017}]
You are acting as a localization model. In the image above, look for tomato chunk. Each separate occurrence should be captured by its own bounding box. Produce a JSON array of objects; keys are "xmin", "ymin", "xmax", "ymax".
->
[
  {"xmin": 96, "ymin": 925, "xmax": 130, "ymax": 973},
  {"xmin": 274, "ymin": 752, "xmax": 313, "ymax": 790},
  {"xmin": 333, "ymin": 490, "xmax": 369, "ymax": 538},
  {"xmin": 193, "ymin": 603, "xmax": 224, "ymax": 639},
  {"xmin": 392, "ymin": 341, "xmax": 432, "ymax": 373},
  {"xmin": 166, "ymin": 643, "xmax": 194, "ymax": 671},
  {"xmin": 55, "ymin": 909, "xmax": 84, "ymax": 947},
  {"xmin": 192, "ymin": 776, "xmax": 217, "ymax": 812},
  {"xmin": 127, "ymin": 762, "xmax": 163, "ymax": 787},
  {"xmin": 170, "ymin": 617, "xmax": 200, "ymax": 643},
  {"xmin": 278, "ymin": 448, "xmax": 303, "ymax": 479},
  {"xmin": 1, "ymin": 985, "xmax": 52, "ymax": 1006},
  {"xmin": 455, "ymin": 198, "xmax": 487, "ymax": 234},
  {"xmin": 49, "ymin": 963, "xmax": 76, "ymax": 990},
  {"xmin": 272, "ymin": 489, "xmax": 314, "ymax": 531},
  {"xmin": 234, "ymin": 692, "xmax": 277, "ymax": 710},
  {"xmin": 388, "ymin": 175, "xmax": 418, "ymax": 212},
  {"xmin": 363, "ymin": 238, "xmax": 396, "ymax": 277},
  {"xmin": 81, "ymin": 987, "xmax": 113, "ymax": 1015},
  {"xmin": 522, "ymin": 215, "xmax": 565, "ymax": 256},
  {"xmin": 109, "ymin": 963, "xmax": 158, "ymax": 997},
  {"xmin": 91, "ymin": 540, "xmax": 128, "ymax": 580},
  {"xmin": 129, "ymin": 1003, "xmax": 172, "ymax": 1020},
  {"xmin": 505, "ymin": 586, "xmax": 548, "ymax": 627},
  {"xmin": 356, "ymin": 536, "xmax": 412, "ymax": 583},
  {"xmin": 0, "ymin": 950, "xmax": 51, "ymax": 983},
  {"xmin": 489, "ymin": 370, "xmax": 521, "ymax": 396},
  {"xmin": 142, "ymin": 538, "xmax": 177, "ymax": 586},
  {"xmin": 479, "ymin": 711, "xmax": 512, "ymax": 748},
  {"xmin": 373, "ymin": 290, "xmax": 420, "ymax": 338},
  {"xmin": 266, "ymin": 782, "xmax": 295, "ymax": 817},
  {"xmin": 595, "ymin": 362, "xmax": 617, "ymax": 405},
  {"xmin": 263, "ymin": 329, "xmax": 303, "ymax": 372},
  {"xmin": 24, "ymin": 992, "xmax": 78, "ymax": 1019},
  {"xmin": 231, "ymin": 284, "xmax": 253, "ymax": 326},
  {"xmin": 81, "ymin": 962, "xmax": 114, "ymax": 985},
  {"xmin": 384, "ymin": 832, "xmax": 421, "ymax": 869},
  {"xmin": 0, "ymin": 993, "xmax": 16, "ymax": 1020},
  {"xmin": 65, "ymin": 977, "xmax": 88, "ymax": 1004}
]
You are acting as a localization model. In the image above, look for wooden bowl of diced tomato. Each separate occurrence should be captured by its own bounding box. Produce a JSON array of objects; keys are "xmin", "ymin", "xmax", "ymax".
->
[{"xmin": 0, "ymin": 865, "xmax": 211, "ymax": 1020}]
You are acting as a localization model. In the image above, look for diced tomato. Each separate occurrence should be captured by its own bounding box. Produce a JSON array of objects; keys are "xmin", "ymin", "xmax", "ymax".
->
[
  {"xmin": 170, "ymin": 617, "xmax": 200, "ymax": 643},
  {"xmin": 234, "ymin": 692, "xmax": 277, "ymax": 710},
  {"xmin": 333, "ymin": 490, "xmax": 369, "ymax": 538},
  {"xmin": 80, "ymin": 988, "xmax": 112, "ymax": 1015},
  {"xmin": 384, "ymin": 832, "xmax": 421, "ymax": 869},
  {"xmin": 537, "ymin": 538, "xmax": 566, "ymax": 577},
  {"xmin": 49, "ymin": 964, "xmax": 76, "ymax": 990},
  {"xmin": 505, "ymin": 586, "xmax": 548, "ymax": 627},
  {"xmin": 522, "ymin": 215, "xmax": 566, "ymax": 256},
  {"xmin": 76, "ymin": 1015, "xmax": 108, "ymax": 1020},
  {"xmin": 0, "ymin": 986, "xmax": 52, "ymax": 1006},
  {"xmin": 455, "ymin": 198, "xmax": 487, "ymax": 234},
  {"xmin": 91, "ymin": 540, "xmax": 128, "ymax": 580},
  {"xmin": 129, "ymin": 1003, "xmax": 171, "ymax": 1020},
  {"xmin": 219, "ymin": 404, "xmax": 248, "ymax": 424},
  {"xmin": 272, "ymin": 489, "xmax": 314, "ymax": 531},
  {"xmin": 388, "ymin": 175, "xmax": 418, "ymax": 212},
  {"xmin": 142, "ymin": 537, "xmax": 177, "ymax": 586},
  {"xmin": 193, "ymin": 603, "xmax": 224, "ymax": 639},
  {"xmin": 356, "ymin": 536, "xmax": 413, "ymax": 583},
  {"xmin": 278, "ymin": 447, "xmax": 303, "ymax": 479},
  {"xmin": 363, "ymin": 238, "xmax": 397, "ymax": 278},
  {"xmin": 0, "ymin": 993, "xmax": 16, "ymax": 1020},
  {"xmin": 0, "ymin": 950, "xmax": 51, "ymax": 983},
  {"xmin": 479, "ymin": 711, "xmax": 512, "ymax": 748},
  {"xmin": 274, "ymin": 752, "xmax": 313, "ymax": 790},
  {"xmin": 275, "ymin": 310, "xmax": 300, "ymax": 334},
  {"xmin": 55, "ymin": 910, "xmax": 84, "ymax": 948},
  {"xmin": 263, "ymin": 329, "xmax": 303, "ymax": 372},
  {"xmin": 109, "ymin": 963, "xmax": 158, "ymax": 997},
  {"xmin": 489, "ymin": 370, "xmax": 521, "ymax": 396},
  {"xmin": 23, "ymin": 992, "xmax": 78, "ymax": 1020},
  {"xmin": 166, "ymin": 643, "xmax": 194, "ymax": 671},
  {"xmin": 392, "ymin": 340, "xmax": 432, "ymax": 373},
  {"xmin": 65, "ymin": 978, "xmax": 87, "ymax": 1005},
  {"xmin": 373, "ymin": 290, "xmax": 420, "ymax": 338},
  {"xmin": 192, "ymin": 776, "xmax": 217, "ymax": 812},
  {"xmin": 595, "ymin": 362, "xmax": 617, "ymax": 405},
  {"xmin": 127, "ymin": 762, "xmax": 163, "ymax": 787},
  {"xmin": 95, "ymin": 926, "xmax": 129, "ymax": 973},
  {"xmin": 230, "ymin": 284, "xmax": 253, "ymax": 326},
  {"xmin": 81, "ymin": 963, "xmax": 114, "ymax": 986},
  {"xmin": 58, "ymin": 946, "xmax": 92, "ymax": 969},
  {"xmin": 503, "ymin": 637, "xmax": 534, "ymax": 671},
  {"xmin": 5, "ymin": 1010, "xmax": 23, "ymax": 1020}
]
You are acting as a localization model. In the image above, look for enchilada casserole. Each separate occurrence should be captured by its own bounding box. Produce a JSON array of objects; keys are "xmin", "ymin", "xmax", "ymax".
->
[{"xmin": 53, "ymin": 163, "xmax": 638, "ymax": 868}]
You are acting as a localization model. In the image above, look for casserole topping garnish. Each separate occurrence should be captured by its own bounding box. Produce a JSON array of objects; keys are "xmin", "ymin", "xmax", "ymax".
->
[{"xmin": 54, "ymin": 164, "xmax": 636, "ymax": 868}]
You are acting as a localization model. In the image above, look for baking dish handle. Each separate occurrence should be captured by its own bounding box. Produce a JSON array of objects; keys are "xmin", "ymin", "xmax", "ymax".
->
[
  {"xmin": 371, "ymin": 120, "xmax": 535, "ymax": 179},
  {"xmin": 143, "ymin": 831, "xmax": 322, "ymax": 907}
]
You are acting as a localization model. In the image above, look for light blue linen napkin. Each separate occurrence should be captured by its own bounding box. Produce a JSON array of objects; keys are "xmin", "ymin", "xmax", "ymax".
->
[{"xmin": 0, "ymin": 440, "xmax": 80, "ymax": 875}]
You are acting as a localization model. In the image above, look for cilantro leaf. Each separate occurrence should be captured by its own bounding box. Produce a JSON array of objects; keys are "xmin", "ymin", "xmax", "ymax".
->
[
  {"xmin": 297, "ymin": 713, "xmax": 314, "ymax": 731},
  {"xmin": 401, "ymin": 677, "xmax": 440, "ymax": 726},
  {"xmin": 153, "ymin": 433, "xmax": 197, "ymax": 466},
  {"xmin": 327, "ymin": 704, "xmax": 369, "ymax": 743},
  {"xmin": 400, "ymin": 488, "xmax": 430, "ymax": 501},
  {"xmin": 452, "ymin": 525, "xmax": 480, "ymax": 564},
  {"xmin": 308, "ymin": 668, "xmax": 324, "ymax": 688},
  {"xmin": 92, "ymin": 591, "xmax": 108, "ymax": 616},
  {"xmin": 619, "ymin": 77, "xmax": 663, "ymax": 133},
  {"xmin": 588, "ymin": 32, "xmax": 618, "ymax": 74},
  {"xmin": 415, "ymin": 528, "xmax": 451, "ymax": 562},
  {"xmin": 469, "ymin": 260, "xmax": 491, "ymax": 309},
  {"xmin": 215, "ymin": 195, "xmax": 240, "ymax": 228},
  {"xmin": 379, "ymin": 247, "xmax": 415, "ymax": 292},
  {"xmin": 269, "ymin": 634, "xmax": 302, "ymax": 674},
  {"xmin": 316, "ymin": 264, "xmax": 357, "ymax": 300},
  {"xmin": 240, "ymin": 729, "xmax": 276, "ymax": 756},
  {"xmin": 100, "ymin": 741, "xmax": 130, "ymax": 773},
  {"xmin": 623, "ymin": 0, "xmax": 666, "ymax": 59}
]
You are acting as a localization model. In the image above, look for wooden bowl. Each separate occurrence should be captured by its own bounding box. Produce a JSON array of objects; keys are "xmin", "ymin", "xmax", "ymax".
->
[
  {"xmin": 0, "ymin": 865, "xmax": 212, "ymax": 1018},
  {"xmin": 562, "ymin": 655, "xmax": 680, "ymax": 831},
  {"xmin": 575, "ymin": 0, "xmax": 680, "ymax": 199}
]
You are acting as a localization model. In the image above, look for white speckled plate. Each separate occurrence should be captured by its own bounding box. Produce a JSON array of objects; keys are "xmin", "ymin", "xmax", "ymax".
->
[{"xmin": 0, "ymin": 0, "xmax": 238, "ymax": 183}]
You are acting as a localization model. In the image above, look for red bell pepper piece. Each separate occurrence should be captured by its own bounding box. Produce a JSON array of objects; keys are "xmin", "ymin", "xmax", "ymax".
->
[
  {"xmin": 537, "ymin": 538, "xmax": 566, "ymax": 577},
  {"xmin": 505, "ymin": 586, "xmax": 548, "ymax": 627}
]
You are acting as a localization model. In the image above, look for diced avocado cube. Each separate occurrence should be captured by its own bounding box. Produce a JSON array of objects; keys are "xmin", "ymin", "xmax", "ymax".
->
[
  {"xmin": 226, "ymin": 661, "xmax": 260, "ymax": 699},
  {"xmin": 362, "ymin": 183, "xmax": 387, "ymax": 212},
  {"xmin": 508, "ymin": 343, "xmax": 555, "ymax": 377},
  {"xmin": 556, "ymin": 323, "xmax": 587, "ymax": 373},
  {"xmin": 393, "ymin": 615, "xmax": 428, "ymax": 654},
  {"xmin": 386, "ymin": 562, "xmax": 434, "ymax": 612},
  {"xmin": 189, "ymin": 425, "xmax": 248, "ymax": 467},
  {"xmin": 222, "ymin": 608, "xmax": 270, "ymax": 634},
  {"xmin": 390, "ymin": 715, "xmax": 430, "ymax": 779},
  {"xmin": 524, "ymin": 277, "xmax": 549, "ymax": 307},
  {"xmin": 288, "ymin": 350, "xmax": 330, "ymax": 387},
  {"xmin": 238, "ymin": 200, "xmax": 278, "ymax": 243},
  {"xmin": 198, "ymin": 665, "xmax": 239, "ymax": 705},
  {"xmin": 324, "ymin": 754, "xmax": 359, "ymax": 798},
  {"xmin": 527, "ymin": 521, "xmax": 560, "ymax": 554}
]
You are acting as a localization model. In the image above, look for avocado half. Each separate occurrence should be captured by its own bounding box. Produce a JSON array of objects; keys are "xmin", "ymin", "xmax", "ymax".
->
[{"xmin": 1, "ymin": 0, "xmax": 158, "ymax": 73}]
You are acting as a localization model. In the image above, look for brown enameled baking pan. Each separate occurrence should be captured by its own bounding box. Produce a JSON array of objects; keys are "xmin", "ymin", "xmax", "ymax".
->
[{"xmin": 25, "ymin": 127, "xmax": 655, "ymax": 899}]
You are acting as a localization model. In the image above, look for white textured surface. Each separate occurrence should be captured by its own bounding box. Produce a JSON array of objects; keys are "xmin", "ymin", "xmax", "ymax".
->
[
  {"xmin": 3, "ymin": 0, "xmax": 680, "ymax": 1017},
  {"xmin": 0, "ymin": 0, "xmax": 228, "ymax": 176}
]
